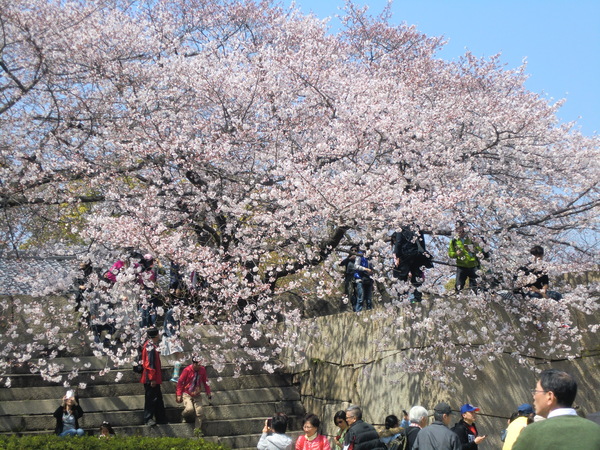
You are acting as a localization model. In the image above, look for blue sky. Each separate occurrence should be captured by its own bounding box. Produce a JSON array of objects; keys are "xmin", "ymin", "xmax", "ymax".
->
[{"xmin": 285, "ymin": 0, "xmax": 600, "ymax": 136}]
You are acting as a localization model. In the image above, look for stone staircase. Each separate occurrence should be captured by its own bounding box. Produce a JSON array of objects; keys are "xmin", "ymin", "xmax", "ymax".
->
[{"xmin": 0, "ymin": 348, "xmax": 305, "ymax": 449}]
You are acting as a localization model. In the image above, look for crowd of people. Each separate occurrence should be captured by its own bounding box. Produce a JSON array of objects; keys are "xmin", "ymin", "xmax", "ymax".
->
[
  {"xmin": 257, "ymin": 370, "xmax": 600, "ymax": 450},
  {"xmin": 50, "ymin": 367, "xmax": 600, "ymax": 448},
  {"xmin": 140, "ymin": 327, "xmax": 212, "ymax": 428},
  {"xmin": 53, "ymin": 326, "xmax": 213, "ymax": 435},
  {"xmin": 60, "ymin": 229, "xmax": 577, "ymax": 443},
  {"xmin": 76, "ymin": 222, "xmax": 564, "ymax": 336},
  {"xmin": 340, "ymin": 222, "xmax": 563, "ymax": 314},
  {"xmin": 75, "ymin": 250, "xmax": 192, "ymax": 380}
]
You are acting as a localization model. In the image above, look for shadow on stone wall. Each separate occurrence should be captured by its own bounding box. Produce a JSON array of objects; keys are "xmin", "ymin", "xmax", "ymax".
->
[{"xmin": 279, "ymin": 293, "xmax": 600, "ymax": 448}]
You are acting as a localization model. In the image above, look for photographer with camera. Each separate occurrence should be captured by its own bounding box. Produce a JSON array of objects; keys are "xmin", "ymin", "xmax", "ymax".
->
[{"xmin": 257, "ymin": 413, "xmax": 293, "ymax": 450}]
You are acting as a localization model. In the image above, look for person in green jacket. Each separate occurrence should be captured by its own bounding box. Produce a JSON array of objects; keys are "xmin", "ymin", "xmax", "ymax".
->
[
  {"xmin": 448, "ymin": 221, "xmax": 484, "ymax": 293},
  {"xmin": 513, "ymin": 369, "xmax": 600, "ymax": 450}
]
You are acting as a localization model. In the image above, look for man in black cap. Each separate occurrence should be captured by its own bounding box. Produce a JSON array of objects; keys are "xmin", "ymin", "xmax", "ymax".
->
[{"xmin": 413, "ymin": 402, "xmax": 461, "ymax": 450}]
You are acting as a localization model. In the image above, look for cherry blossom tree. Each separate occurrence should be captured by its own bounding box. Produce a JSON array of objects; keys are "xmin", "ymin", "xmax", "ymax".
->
[{"xmin": 0, "ymin": 0, "xmax": 598, "ymax": 385}]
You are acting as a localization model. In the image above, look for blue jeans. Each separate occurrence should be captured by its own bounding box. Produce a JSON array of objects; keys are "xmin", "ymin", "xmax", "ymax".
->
[
  {"xmin": 354, "ymin": 281, "xmax": 373, "ymax": 312},
  {"xmin": 163, "ymin": 308, "xmax": 179, "ymax": 337},
  {"xmin": 139, "ymin": 304, "xmax": 157, "ymax": 328},
  {"xmin": 59, "ymin": 429, "xmax": 84, "ymax": 437}
]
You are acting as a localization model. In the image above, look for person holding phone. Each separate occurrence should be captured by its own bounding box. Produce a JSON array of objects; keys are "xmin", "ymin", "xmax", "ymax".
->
[
  {"xmin": 257, "ymin": 412, "xmax": 293, "ymax": 450},
  {"xmin": 54, "ymin": 390, "xmax": 85, "ymax": 437},
  {"xmin": 451, "ymin": 404, "xmax": 486, "ymax": 449}
]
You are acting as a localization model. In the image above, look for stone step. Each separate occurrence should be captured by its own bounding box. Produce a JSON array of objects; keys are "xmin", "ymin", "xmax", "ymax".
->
[
  {"xmin": 1, "ymin": 368, "xmax": 172, "ymax": 388},
  {"xmin": 203, "ymin": 416, "xmax": 304, "ymax": 437},
  {"xmin": 0, "ymin": 422, "xmax": 196, "ymax": 438},
  {"xmin": 203, "ymin": 430, "xmax": 305, "ymax": 449},
  {"xmin": 0, "ymin": 407, "xmax": 306, "ymax": 437},
  {"xmin": 203, "ymin": 400, "xmax": 304, "ymax": 421},
  {"xmin": 1, "ymin": 370, "xmax": 293, "ymax": 391},
  {"xmin": 0, "ymin": 407, "xmax": 181, "ymax": 433},
  {"xmin": 200, "ymin": 386, "xmax": 301, "ymax": 405},
  {"xmin": 4, "ymin": 356, "xmax": 282, "ymax": 378},
  {"xmin": 26, "ymin": 322, "xmax": 272, "ymax": 359},
  {"xmin": 0, "ymin": 394, "xmax": 303, "ymax": 421},
  {"xmin": 0, "ymin": 382, "xmax": 174, "ymax": 401},
  {"xmin": 0, "ymin": 327, "xmax": 305, "ymax": 443},
  {"xmin": 0, "ymin": 383, "xmax": 299, "ymax": 405}
]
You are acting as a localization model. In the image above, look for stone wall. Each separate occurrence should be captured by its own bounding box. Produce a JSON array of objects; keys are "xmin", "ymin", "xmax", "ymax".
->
[{"xmin": 279, "ymin": 298, "xmax": 600, "ymax": 448}]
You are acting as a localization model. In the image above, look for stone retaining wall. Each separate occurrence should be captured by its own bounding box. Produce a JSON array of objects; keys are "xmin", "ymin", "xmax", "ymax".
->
[{"xmin": 280, "ymin": 298, "xmax": 600, "ymax": 448}]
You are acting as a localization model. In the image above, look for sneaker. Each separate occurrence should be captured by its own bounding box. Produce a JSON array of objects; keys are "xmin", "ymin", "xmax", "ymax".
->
[
  {"xmin": 170, "ymin": 377, "xmax": 179, "ymax": 382},
  {"xmin": 408, "ymin": 293, "xmax": 422, "ymax": 304},
  {"xmin": 146, "ymin": 419, "xmax": 157, "ymax": 427}
]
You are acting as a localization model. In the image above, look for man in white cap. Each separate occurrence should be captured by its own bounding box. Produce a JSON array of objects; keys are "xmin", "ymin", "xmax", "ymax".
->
[{"xmin": 175, "ymin": 356, "xmax": 212, "ymax": 427}]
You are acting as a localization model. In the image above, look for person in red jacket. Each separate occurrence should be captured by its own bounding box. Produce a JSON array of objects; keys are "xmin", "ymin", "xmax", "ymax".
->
[
  {"xmin": 141, "ymin": 327, "xmax": 167, "ymax": 426},
  {"xmin": 175, "ymin": 356, "xmax": 212, "ymax": 426}
]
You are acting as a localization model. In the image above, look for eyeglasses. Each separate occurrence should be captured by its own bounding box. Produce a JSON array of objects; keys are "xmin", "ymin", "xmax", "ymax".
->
[
  {"xmin": 530, "ymin": 389, "xmax": 548, "ymax": 395},
  {"xmin": 336, "ymin": 420, "xmax": 345, "ymax": 425}
]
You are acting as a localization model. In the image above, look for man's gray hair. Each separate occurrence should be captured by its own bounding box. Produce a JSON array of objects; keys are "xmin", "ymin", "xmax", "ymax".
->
[
  {"xmin": 346, "ymin": 405, "xmax": 363, "ymax": 420},
  {"xmin": 409, "ymin": 406, "xmax": 429, "ymax": 423}
]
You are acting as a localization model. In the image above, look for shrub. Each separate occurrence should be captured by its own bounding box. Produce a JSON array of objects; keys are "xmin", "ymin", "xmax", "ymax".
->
[{"xmin": 0, "ymin": 435, "xmax": 229, "ymax": 449}]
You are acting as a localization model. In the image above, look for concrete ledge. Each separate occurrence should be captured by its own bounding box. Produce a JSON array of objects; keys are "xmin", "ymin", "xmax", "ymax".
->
[
  {"xmin": 0, "ymin": 422, "xmax": 196, "ymax": 438},
  {"xmin": 1, "ymin": 371, "xmax": 293, "ymax": 391},
  {"xmin": 203, "ymin": 430, "xmax": 304, "ymax": 449}
]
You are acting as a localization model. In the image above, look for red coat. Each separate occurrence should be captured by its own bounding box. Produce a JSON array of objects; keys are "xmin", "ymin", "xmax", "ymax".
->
[
  {"xmin": 176, "ymin": 364, "xmax": 211, "ymax": 397},
  {"xmin": 141, "ymin": 339, "xmax": 162, "ymax": 384}
]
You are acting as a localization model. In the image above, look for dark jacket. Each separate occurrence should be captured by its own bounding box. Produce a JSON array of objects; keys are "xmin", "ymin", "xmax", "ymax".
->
[
  {"xmin": 451, "ymin": 419, "xmax": 479, "ymax": 450},
  {"xmin": 53, "ymin": 402, "xmax": 84, "ymax": 435},
  {"xmin": 393, "ymin": 228, "xmax": 424, "ymax": 259},
  {"xmin": 413, "ymin": 421, "xmax": 461, "ymax": 450},
  {"xmin": 392, "ymin": 227, "xmax": 433, "ymax": 268},
  {"xmin": 344, "ymin": 420, "xmax": 387, "ymax": 449},
  {"xmin": 405, "ymin": 425, "xmax": 421, "ymax": 450}
]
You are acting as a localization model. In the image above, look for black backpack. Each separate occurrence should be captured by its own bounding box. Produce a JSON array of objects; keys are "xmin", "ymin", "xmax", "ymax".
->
[
  {"xmin": 387, "ymin": 432, "xmax": 408, "ymax": 450},
  {"xmin": 132, "ymin": 343, "xmax": 144, "ymax": 374}
]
